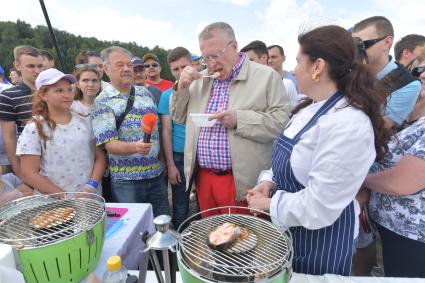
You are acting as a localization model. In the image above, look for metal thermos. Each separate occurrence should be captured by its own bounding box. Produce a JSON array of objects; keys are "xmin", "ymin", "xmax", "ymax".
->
[{"xmin": 140, "ymin": 215, "xmax": 180, "ymax": 283}]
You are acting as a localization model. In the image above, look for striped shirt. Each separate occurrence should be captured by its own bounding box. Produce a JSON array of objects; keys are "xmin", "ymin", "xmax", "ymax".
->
[
  {"xmin": 0, "ymin": 83, "xmax": 33, "ymax": 136},
  {"xmin": 197, "ymin": 53, "xmax": 245, "ymax": 170}
]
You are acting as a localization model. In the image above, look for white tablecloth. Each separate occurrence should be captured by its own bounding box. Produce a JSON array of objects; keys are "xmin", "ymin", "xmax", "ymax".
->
[
  {"xmin": 140, "ymin": 271, "xmax": 425, "ymax": 283},
  {"xmin": 86, "ymin": 203, "xmax": 425, "ymax": 283},
  {"xmin": 87, "ymin": 203, "xmax": 155, "ymax": 281},
  {"xmin": 290, "ymin": 273, "xmax": 425, "ymax": 282}
]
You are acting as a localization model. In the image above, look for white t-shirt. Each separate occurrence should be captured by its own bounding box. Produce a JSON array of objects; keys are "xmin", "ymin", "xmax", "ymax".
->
[
  {"xmin": 282, "ymin": 78, "xmax": 299, "ymax": 110},
  {"xmin": 70, "ymin": 100, "xmax": 92, "ymax": 129},
  {"xmin": 259, "ymin": 97, "xmax": 375, "ymax": 236},
  {"xmin": 16, "ymin": 113, "xmax": 97, "ymax": 194},
  {"xmin": 70, "ymin": 100, "xmax": 91, "ymax": 117}
]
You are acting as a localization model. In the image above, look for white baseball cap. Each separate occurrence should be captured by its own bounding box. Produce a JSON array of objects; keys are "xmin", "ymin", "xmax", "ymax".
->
[{"xmin": 35, "ymin": 68, "xmax": 77, "ymax": 90}]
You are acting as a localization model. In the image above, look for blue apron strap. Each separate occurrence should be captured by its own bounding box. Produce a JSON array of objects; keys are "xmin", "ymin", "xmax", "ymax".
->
[{"xmin": 293, "ymin": 91, "xmax": 343, "ymax": 142}]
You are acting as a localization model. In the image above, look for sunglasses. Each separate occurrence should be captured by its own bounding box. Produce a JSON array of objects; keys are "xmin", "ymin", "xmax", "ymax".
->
[
  {"xmin": 84, "ymin": 50, "xmax": 100, "ymax": 57},
  {"xmin": 75, "ymin": 63, "xmax": 98, "ymax": 70},
  {"xmin": 412, "ymin": 66, "xmax": 425, "ymax": 77},
  {"xmin": 361, "ymin": 35, "xmax": 389, "ymax": 49},
  {"xmin": 144, "ymin": 63, "xmax": 159, "ymax": 68},
  {"xmin": 353, "ymin": 37, "xmax": 368, "ymax": 63}
]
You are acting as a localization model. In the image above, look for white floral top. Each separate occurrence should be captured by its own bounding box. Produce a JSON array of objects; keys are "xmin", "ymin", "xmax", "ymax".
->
[
  {"xmin": 369, "ymin": 116, "xmax": 425, "ymax": 242},
  {"xmin": 16, "ymin": 113, "xmax": 98, "ymax": 194}
]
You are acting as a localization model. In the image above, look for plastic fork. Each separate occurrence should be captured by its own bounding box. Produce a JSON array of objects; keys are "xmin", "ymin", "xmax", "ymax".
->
[{"xmin": 202, "ymin": 72, "xmax": 220, "ymax": 79}]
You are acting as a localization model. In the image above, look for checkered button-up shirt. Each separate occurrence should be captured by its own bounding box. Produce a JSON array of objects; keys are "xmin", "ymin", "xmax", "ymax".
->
[{"xmin": 197, "ymin": 53, "xmax": 246, "ymax": 170}]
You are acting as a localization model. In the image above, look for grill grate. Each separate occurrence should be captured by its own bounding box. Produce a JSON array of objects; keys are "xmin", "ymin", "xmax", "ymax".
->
[
  {"xmin": 0, "ymin": 193, "xmax": 105, "ymax": 247},
  {"xmin": 179, "ymin": 212, "xmax": 292, "ymax": 280}
]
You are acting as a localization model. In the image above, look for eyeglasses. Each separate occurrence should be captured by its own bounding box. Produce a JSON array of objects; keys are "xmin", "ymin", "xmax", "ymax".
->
[
  {"xmin": 201, "ymin": 41, "xmax": 233, "ymax": 64},
  {"xmin": 144, "ymin": 63, "xmax": 159, "ymax": 68},
  {"xmin": 75, "ymin": 63, "xmax": 98, "ymax": 70},
  {"xmin": 412, "ymin": 66, "xmax": 425, "ymax": 77}
]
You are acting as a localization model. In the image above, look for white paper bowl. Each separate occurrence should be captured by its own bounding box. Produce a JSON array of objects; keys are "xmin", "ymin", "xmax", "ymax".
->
[{"xmin": 189, "ymin": 114, "xmax": 217, "ymax": 127}]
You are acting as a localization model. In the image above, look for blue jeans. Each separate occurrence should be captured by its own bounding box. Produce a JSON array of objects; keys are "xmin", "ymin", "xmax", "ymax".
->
[
  {"xmin": 111, "ymin": 173, "xmax": 169, "ymax": 217},
  {"xmin": 171, "ymin": 152, "xmax": 190, "ymax": 230}
]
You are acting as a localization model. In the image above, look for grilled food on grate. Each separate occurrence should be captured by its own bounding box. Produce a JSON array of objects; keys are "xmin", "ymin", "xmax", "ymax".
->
[
  {"xmin": 207, "ymin": 222, "xmax": 257, "ymax": 252},
  {"xmin": 207, "ymin": 222, "xmax": 241, "ymax": 251},
  {"xmin": 29, "ymin": 207, "xmax": 76, "ymax": 229},
  {"xmin": 225, "ymin": 226, "xmax": 257, "ymax": 253}
]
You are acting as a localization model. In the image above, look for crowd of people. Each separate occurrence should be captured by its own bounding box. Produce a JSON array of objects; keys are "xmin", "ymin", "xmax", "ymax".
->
[{"xmin": 0, "ymin": 16, "xmax": 424, "ymax": 278}]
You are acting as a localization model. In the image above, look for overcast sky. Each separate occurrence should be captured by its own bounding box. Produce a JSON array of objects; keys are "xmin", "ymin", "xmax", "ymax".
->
[{"xmin": 3, "ymin": 0, "xmax": 424, "ymax": 70}]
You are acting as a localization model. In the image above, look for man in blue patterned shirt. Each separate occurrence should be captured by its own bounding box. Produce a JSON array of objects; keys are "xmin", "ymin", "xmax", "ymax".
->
[{"xmin": 91, "ymin": 46, "xmax": 168, "ymax": 216}]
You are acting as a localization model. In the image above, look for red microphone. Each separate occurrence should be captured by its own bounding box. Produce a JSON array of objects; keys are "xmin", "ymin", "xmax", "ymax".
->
[{"xmin": 141, "ymin": 113, "xmax": 157, "ymax": 143}]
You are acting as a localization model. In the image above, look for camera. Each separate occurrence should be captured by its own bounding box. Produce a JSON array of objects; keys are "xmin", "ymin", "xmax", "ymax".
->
[{"xmin": 411, "ymin": 66, "xmax": 425, "ymax": 77}]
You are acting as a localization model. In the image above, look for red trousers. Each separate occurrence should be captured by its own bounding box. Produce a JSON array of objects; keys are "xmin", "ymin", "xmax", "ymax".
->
[{"xmin": 196, "ymin": 168, "xmax": 248, "ymax": 218}]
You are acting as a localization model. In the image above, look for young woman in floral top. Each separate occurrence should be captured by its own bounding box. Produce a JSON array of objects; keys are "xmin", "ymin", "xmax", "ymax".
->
[{"xmin": 17, "ymin": 69, "xmax": 106, "ymax": 196}]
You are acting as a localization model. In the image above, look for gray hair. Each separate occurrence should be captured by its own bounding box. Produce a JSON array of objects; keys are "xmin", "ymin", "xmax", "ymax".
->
[
  {"xmin": 198, "ymin": 22, "xmax": 236, "ymax": 42},
  {"xmin": 101, "ymin": 46, "xmax": 132, "ymax": 66}
]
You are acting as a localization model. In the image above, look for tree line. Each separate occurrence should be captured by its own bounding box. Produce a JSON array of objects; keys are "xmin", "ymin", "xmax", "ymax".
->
[{"xmin": 0, "ymin": 20, "xmax": 174, "ymax": 81}]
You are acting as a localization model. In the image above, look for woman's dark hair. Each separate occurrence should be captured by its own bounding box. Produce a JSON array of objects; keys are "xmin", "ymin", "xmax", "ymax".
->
[{"xmin": 293, "ymin": 25, "xmax": 390, "ymax": 161}]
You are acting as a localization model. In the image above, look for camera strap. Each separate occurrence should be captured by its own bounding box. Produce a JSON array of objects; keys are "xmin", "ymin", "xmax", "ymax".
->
[{"xmin": 116, "ymin": 86, "xmax": 135, "ymax": 130}]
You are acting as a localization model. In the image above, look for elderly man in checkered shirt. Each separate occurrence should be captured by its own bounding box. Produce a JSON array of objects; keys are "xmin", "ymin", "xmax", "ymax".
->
[{"xmin": 171, "ymin": 22, "xmax": 291, "ymax": 218}]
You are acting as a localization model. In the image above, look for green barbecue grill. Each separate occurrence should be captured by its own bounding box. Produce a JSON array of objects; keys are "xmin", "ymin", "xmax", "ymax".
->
[{"xmin": 0, "ymin": 192, "xmax": 106, "ymax": 283}]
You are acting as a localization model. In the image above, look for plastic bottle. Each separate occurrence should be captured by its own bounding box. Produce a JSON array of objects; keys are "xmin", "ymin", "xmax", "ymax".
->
[{"xmin": 103, "ymin": 255, "xmax": 128, "ymax": 283}]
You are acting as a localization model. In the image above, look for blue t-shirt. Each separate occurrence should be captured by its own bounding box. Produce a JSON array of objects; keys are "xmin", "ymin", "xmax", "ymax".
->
[
  {"xmin": 157, "ymin": 88, "xmax": 186, "ymax": 153},
  {"xmin": 377, "ymin": 58, "xmax": 421, "ymax": 126}
]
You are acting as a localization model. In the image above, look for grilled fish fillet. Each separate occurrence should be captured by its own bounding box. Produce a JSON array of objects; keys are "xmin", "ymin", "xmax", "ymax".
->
[
  {"xmin": 207, "ymin": 222, "xmax": 241, "ymax": 251},
  {"xmin": 29, "ymin": 207, "xmax": 75, "ymax": 229}
]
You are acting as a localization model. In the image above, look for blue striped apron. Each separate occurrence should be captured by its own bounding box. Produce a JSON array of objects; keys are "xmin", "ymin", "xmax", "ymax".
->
[{"xmin": 272, "ymin": 91, "xmax": 355, "ymax": 275}]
